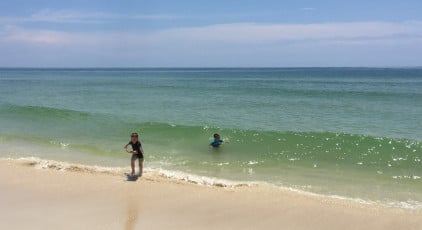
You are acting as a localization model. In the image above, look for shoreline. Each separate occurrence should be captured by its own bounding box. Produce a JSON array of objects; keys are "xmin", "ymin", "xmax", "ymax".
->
[
  {"xmin": 3, "ymin": 156, "xmax": 422, "ymax": 210},
  {"xmin": 1, "ymin": 158, "xmax": 421, "ymax": 230}
]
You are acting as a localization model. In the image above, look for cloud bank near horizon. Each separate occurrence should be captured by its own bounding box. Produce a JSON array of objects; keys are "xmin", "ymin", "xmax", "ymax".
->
[{"xmin": 0, "ymin": 9, "xmax": 422, "ymax": 67}]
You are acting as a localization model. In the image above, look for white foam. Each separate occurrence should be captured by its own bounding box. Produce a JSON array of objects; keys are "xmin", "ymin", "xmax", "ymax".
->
[
  {"xmin": 150, "ymin": 168, "xmax": 256, "ymax": 187},
  {"xmin": 1, "ymin": 157, "xmax": 254, "ymax": 188},
  {"xmin": 270, "ymin": 184, "xmax": 422, "ymax": 210},
  {"xmin": 2, "ymin": 156, "xmax": 422, "ymax": 210},
  {"xmin": 15, "ymin": 156, "xmax": 126, "ymax": 174}
]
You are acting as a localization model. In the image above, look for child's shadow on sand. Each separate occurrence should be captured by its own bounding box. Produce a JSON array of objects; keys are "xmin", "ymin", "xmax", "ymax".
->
[{"xmin": 125, "ymin": 173, "xmax": 140, "ymax": 182}]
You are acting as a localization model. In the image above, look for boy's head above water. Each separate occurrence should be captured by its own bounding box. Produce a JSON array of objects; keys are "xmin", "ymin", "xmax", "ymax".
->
[
  {"xmin": 213, "ymin": 133, "xmax": 220, "ymax": 140},
  {"xmin": 131, "ymin": 132, "xmax": 139, "ymax": 142}
]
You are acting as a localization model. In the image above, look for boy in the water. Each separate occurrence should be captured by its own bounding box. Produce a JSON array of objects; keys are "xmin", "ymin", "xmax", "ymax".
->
[
  {"xmin": 210, "ymin": 133, "xmax": 225, "ymax": 148},
  {"xmin": 124, "ymin": 132, "xmax": 144, "ymax": 176}
]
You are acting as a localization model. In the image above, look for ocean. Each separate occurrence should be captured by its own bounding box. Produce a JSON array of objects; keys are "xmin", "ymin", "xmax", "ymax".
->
[{"xmin": 0, "ymin": 68, "xmax": 421, "ymax": 208}]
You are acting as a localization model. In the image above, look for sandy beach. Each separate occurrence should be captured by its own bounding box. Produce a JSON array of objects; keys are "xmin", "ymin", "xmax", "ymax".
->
[
  {"xmin": 0, "ymin": 159, "xmax": 421, "ymax": 230},
  {"xmin": 2, "ymin": 0, "xmax": 422, "ymax": 228}
]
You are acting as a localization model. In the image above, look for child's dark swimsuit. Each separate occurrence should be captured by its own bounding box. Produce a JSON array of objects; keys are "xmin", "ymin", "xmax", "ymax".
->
[{"xmin": 129, "ymin": 141, "xmax": 144, "ymax": 160}]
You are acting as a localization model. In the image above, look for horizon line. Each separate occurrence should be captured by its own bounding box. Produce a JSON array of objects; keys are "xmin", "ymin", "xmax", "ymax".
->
[{"xmin": 1, "ymin": 66, "xmax": 422, "ymax": 69}]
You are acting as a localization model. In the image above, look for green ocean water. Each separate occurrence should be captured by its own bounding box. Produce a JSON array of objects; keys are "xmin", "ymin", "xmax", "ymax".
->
[{"xmin": 0, "ymin": 68, "xmax": 421, "ymax": 208}]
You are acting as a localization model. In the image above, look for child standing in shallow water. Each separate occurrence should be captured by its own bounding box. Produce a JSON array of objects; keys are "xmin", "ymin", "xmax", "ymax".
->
[{"xmin": 124, "ymin": 132, "xmax": 144, "ymax": 176}]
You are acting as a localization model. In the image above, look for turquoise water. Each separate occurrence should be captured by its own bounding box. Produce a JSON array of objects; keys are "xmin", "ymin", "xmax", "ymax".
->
[{"xmin": 0, "ymin": 68, "xmax": 421, "ymax": 207}]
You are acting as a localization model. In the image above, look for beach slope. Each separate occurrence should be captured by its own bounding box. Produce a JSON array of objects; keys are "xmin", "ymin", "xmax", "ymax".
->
[{"xmin": 0, "ymin": 159, "xmax": 421, "ymax": 230}]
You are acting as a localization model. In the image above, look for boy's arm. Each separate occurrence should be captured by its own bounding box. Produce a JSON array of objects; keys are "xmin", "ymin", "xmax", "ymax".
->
[{"xmin": 124, "ymin": 143, "xmax": 132, "ymax": 153}]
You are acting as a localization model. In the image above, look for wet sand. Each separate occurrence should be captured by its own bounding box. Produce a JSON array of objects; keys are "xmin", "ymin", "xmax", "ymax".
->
[{"xmin": 0, "ymin": 159, "xmax": 421, "ymax": 230}]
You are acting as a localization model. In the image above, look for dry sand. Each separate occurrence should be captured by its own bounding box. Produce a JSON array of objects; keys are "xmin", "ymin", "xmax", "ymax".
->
[{"xmin": 0, "ymin": 159, "xmax": 421, "ymax": 230}]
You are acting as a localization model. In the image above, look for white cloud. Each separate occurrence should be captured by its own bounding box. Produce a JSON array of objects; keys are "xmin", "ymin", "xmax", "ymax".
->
[
  {"xmin": 29, "ymin": 9, "xmax": 113, "ymax": 23},
  {"xmin": 1, "ymin": 21, "xmax": 421, "ymax": 67},
  {"xmin": 1, "ymin": 21, "xmax": 421, "ymax": 46},
  {"xmin": 300, "ymin": 7, "xmax": 316, "ymax": 11},
  {"xmin": 2, "ymin": 9, "xmax": 420, "ymax": 46},
  {"xmin": 138, "ymin": 21, "xmax": 422, "ymax": 46},
  {"xmin": 0, "ymin": 9, "xmax": 182, "ymax": 24},
  {"xmin": 0, "ymin": 26, "xmax": 89, "ymax": 45}
]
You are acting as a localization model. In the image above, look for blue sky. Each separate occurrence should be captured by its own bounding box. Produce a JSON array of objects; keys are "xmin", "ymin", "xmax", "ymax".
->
[{"xmin": 0, "ymin": 0, "xmax": 421, "ymax": 67}]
